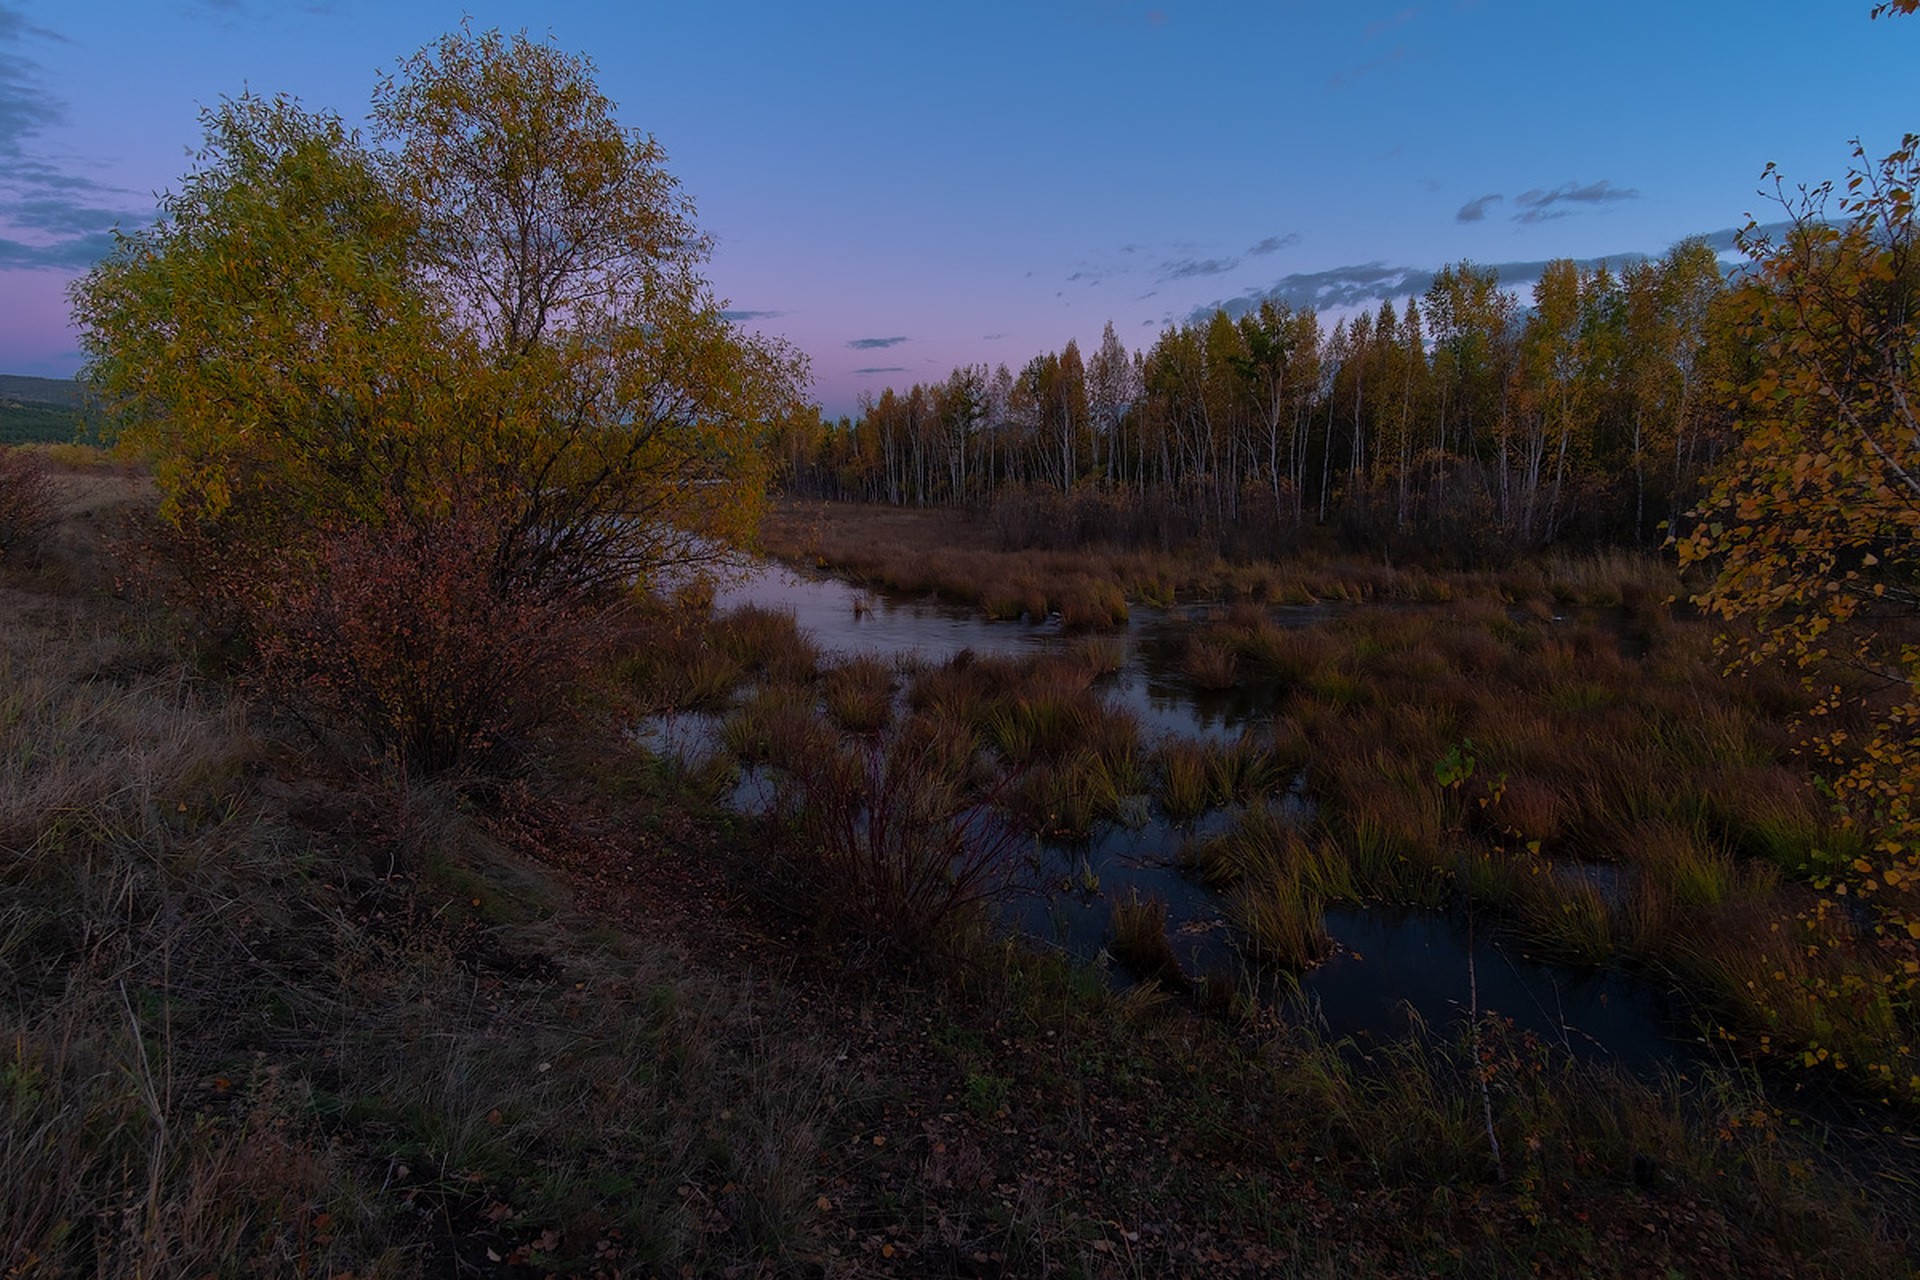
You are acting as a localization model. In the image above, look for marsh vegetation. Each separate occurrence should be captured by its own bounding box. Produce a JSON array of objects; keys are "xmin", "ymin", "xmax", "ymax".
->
[{"xmin": 3, "ymin": 452, "xmax": 1913, "ymax": 1275}]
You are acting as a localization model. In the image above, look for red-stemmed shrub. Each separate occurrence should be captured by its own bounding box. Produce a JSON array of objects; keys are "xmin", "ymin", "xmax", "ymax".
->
[
  {"xmin": 0, "ymin": 447, "xmax": 54, "ymax": 565},
  {"xmin": 249, "ymin": 498, "xmax": 601, "ymax": 773}
]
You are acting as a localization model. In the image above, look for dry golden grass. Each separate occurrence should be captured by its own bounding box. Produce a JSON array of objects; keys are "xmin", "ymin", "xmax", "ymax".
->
[
  {"xmin": 761, "ymin": 498, "xmax": 1690, "ymax": 620},
  {"xmin": 0, "ymin": 469, "xmax": 858, "ymax": 1274},
  {"xmin": 821, "ymin": 653, "xmax": 897, "ymax": 735}
]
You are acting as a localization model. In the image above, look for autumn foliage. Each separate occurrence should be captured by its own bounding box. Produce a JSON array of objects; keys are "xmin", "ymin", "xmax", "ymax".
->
[
  {"xmin": 776, "ymin": 241, "xmax": 1734, "ymax": 564},
  {"xmin": 248, "ymin": 497, "xmax": 597, "ymax": 773},
  {"xmin": 1681, "ymin": 135, "xmax": 1920, "ymax": 1100},
  {"xmin": 70, "ymin": 29, "xmax": 803, "ymax": 770},
  {"xmin": 0, "ymin": 447, "xmax": 53, "ymax": 564}
]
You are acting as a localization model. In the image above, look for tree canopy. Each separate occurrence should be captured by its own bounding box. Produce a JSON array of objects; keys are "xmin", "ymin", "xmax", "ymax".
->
[
  {"xmin": 776, "ymin": 244, "xmax": 1739, "ymax": 562},
  {"xmin": 73, "ymin": 27, "xmax": 806, "ymax": 602}
]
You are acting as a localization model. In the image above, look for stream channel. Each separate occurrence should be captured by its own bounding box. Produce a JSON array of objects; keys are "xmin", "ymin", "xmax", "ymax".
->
[{"xmin": 639, "ymin": 557, "xmax": 1694, "ymax": 1081}]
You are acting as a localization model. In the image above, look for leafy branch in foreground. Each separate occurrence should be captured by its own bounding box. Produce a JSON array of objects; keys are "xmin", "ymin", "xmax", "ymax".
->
[{"xmin": 1680, "ymin": 135, "xmax": 1920, "ymax": 1103}]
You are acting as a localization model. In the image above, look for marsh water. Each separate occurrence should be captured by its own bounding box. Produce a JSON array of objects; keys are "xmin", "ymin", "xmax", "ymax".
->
[{"xmin": 641, "ymin": 557, "xmax": 1689, "ymax": 1078}]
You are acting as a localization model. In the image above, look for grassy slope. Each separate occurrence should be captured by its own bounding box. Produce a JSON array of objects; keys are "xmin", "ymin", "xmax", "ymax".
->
[{"xmin": 2, "ymin": 457, "xmax": 1915, "ymax": 1277}]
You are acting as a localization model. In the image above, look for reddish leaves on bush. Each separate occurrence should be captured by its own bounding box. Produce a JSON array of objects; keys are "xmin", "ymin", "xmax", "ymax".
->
[
  {"xmin": 0, "ymin": 448, "xmax": 54, "ymax": 564},
  {"xmin": 249, "ymin": 499, "xmax": 602, "ymax": 773}
]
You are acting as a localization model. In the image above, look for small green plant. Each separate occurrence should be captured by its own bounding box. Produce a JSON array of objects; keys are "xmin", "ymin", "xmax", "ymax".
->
[{"xmin": 1434, "ymin": 739, "xmax": 1477, "ymax": 789}]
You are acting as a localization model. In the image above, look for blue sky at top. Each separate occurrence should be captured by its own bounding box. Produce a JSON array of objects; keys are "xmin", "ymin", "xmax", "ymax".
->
[{"xmin": 1, "ymin": 0, "xmax": 1913, "ymax": 416}]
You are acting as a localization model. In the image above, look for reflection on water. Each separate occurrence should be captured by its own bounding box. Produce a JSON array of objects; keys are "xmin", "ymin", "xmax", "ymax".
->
[
  {"xmin": 642, "ymin": 557, "xmax": 1689, "ymax": 1076},
  {"xmin": 713, "ymin": 558, "xmax": 1283, "ymax": 743},
  {"xmin": 632, "ymin": 710, "xmax": 724, "ymax": 764},
  {"xmin": 1007, "ymin": 813, "xmax": 1683, "ymax": 1078},
  {"xmin": 1305, "ymin": 909, "xmax": 1681, "ymax": 1077},
  {"xmin": 713, "ymin": 559, "xmax": 1051, "ymax": 662}
]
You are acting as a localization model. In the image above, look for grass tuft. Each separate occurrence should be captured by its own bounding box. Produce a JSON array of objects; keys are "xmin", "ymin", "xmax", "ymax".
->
[{"xmin": 1108, "ymin": 892, "xmax": 1189, "ymax": 991}]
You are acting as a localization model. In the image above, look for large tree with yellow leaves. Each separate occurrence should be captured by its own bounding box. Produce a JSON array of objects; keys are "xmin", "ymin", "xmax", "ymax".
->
[{"xmin": 73, "ymin": 27, "xmax": 804, "ymax": 604}]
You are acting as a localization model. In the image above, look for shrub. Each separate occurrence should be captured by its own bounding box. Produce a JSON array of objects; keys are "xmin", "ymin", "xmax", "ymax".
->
[
  {"xmin": 771, "ymin": 718, "xmax": 1020, "ymax": 966},
  {"xmin": 0, "ymin": 447, "xmax": 54, "ymax": 564},
  {"xmin": 250, "ymin": 499, "xmax": 599, "ymax": 773}
]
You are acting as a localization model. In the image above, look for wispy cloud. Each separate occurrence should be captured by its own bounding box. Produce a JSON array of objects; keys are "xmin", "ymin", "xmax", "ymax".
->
[
  {"xmin": 848, "ymin": 335, "xmax": 909, "ymax": 350},
  {"xmin": 853, "ymin": 366, "xmax": 908, "ymax": 375},
  {"xmin": 1513, "ymin": 179, "xmax": 1638, "ymax": 224},
  {"xmin": 1456, "ymin": 193, "xmax": 1503, "ymax": 223},
  {"xmin": 1163, "ymin": 256, "xmax": 1238, "ymax": 280},
  {"xmin": 0, "ymin": 5, "xmax": 147, "ymax": 271},
  {"xmin": 1198, "ymin": 262, "xmax": 1429, "ymax": 321},
  {"xmin": 0, "ymin": 6, "xmax": 68, "ymax": 42},
  {"xmin": 1247, "ymin": 233, "xmax": 1300, "ymax": 256},
  {"xmin": 1450, "ymin": 180, "xmax": 1640, "ymax": 227},
  {"xmin": 1189, "ymin": 231, "xmax": 1758, "ymax": 325},
  {"xmin": 1365, "ymin": 7, "xmax": 1419, "ymax": 39},
  {"xmin": 0, "ymin": 231, "xmax": 117, "ymax": 270},
  {"xmin": 1695, "ymin": 220, "xmax": 1795, "ymax": 256},
  {"xmin": 0, "ymin": 20, "xmax": 63, "ymax": 160},
  {"xmin": 1328, "ymin": 46, "xmax": 1405, "ymax": 91},
  {"xmin": 721, "ymin": 308, "xmax": 788, "ymax": 322}
]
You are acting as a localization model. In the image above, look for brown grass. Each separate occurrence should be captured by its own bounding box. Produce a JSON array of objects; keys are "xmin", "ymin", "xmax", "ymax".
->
[
  {"xmin": 0, "ymin": 445, "xmax": 54, "ymax": 564},
  {"xmin": 1108, "ymin": 892, "xmax": 1190, "ymax": 991},
  {"xmin": 1181, "ymin": 636, "xmax": 1240, "ymax": 689},
  {"xmin": 761, "ymin": 498, "xmax": 1693, "ymax": 621},
  {"xmin": 6, "ymin": 465, "xmax": 1914, "ymax": 1276},
  {"xmin": 712, "ymin": 602, "xmax": 820, "ymax": 684},
  {"xmin": 1, "ymin": 470, "xmax": 860, "ymax": 1273},
  {"xmin": 822, "ymin": 654, "xmax": 896, "ymax": 735}
]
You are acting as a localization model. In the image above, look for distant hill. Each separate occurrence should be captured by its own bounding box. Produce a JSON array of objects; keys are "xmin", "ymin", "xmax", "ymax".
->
[
  {"xmin": 0, "ymin": 373, "xmax": 102, "ymax": 445},
  {"xmin": 0, "ymin": 374, "xmax": 86, "ymax": 406}
]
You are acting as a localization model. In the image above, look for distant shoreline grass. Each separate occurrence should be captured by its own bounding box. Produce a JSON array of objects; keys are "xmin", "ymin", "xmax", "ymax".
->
[{"xmin": 760, "ymin": 496, "xmax": 1681, "ymax": 622}]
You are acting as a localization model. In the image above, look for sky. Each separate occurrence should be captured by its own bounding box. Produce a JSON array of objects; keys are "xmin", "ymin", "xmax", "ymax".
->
[{"xmin": 1, "ymin": 1, "xmax": 1915, "ymax": 419}]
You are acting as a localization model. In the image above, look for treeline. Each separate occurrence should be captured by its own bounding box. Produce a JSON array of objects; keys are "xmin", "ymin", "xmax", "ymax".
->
[{"xmin": 773, "ymin": 241, "xmax": 1740, "ymax": 562}]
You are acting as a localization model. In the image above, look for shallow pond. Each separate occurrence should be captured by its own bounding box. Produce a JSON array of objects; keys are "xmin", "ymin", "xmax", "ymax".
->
[
  {"xmin": 714, "ymin": 557, "xmax": 1309, "ymax": 743},
  {"xmin": 651, "ymin": 557, "xmax": 1692, "ymax": 1078}
]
